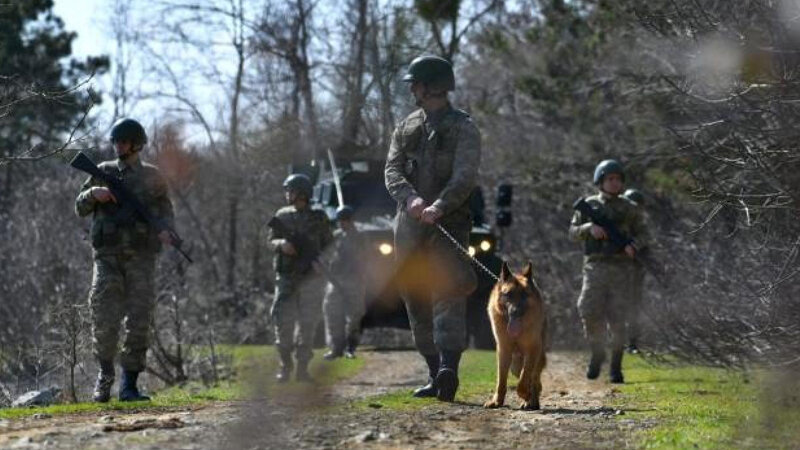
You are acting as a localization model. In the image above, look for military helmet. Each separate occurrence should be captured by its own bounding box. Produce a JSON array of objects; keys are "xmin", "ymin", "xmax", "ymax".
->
[
  {"xmin": 593, "ymin": 159, "xmax": 625, "ymax": 185},
  {"xmin": 623, "ymin": 188, "xmax": 644, "ymax": 205},
  {"xmin": 402, "ymin": 55, "xmax": 455, "ymax": 91},
  {"xmin": 335, "ymin": 205, "xmax": 355, "ymax": 221},
  {"xmin": 283, "ymin": 173, "xmax": 313, "ymax": 198},
  {"xmin": 110, "ymin": 118, "xmax": 147, "ymax": 149}
]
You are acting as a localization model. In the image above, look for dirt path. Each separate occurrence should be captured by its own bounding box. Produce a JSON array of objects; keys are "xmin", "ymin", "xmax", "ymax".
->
[{"xmin": 0, "ymin": 351, "xmax": 644, "ymax": 449}]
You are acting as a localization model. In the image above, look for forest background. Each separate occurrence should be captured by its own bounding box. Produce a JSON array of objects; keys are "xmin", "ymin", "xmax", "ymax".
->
[{"xmin": 1, "ymin": 0, "xmax": 798, "ymax": 403}]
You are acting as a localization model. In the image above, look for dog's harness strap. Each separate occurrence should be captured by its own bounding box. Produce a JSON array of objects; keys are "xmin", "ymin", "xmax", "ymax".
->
[{"xmin": 435, "ymin": 223, "xmax": 501, "ymax": 282}]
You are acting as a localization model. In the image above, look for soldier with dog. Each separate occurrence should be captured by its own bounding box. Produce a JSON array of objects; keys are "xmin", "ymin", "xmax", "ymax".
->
[{"xmin": 385, "ymin": 55, "xmax": 481, "ymax": 402}]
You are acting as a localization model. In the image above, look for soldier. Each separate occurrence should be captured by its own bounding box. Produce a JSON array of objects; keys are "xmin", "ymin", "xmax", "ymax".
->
[
  {"xmin": 622, "ymin": 188, "xmax": 646, "ymax": 354},
  {"xmin": 268, "ymin": 173, "xmax": 333, "ymax": 382},
  {"xmin": 569, "ymin": 160, "xmax": 649, "ymax": 384},
  {"xmin": 385, "ymin": 55, "xmax": 481, "ymax": 402},
  {"xmin": 75, "ymin": 118, "xmax": 176, "ymax": 402},
  {"xmin": 322, "ymin": 205, "xmax": 366, "ymax": 360}
]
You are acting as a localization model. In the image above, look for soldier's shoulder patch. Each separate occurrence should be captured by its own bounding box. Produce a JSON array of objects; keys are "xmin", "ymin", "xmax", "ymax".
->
[
  {"xmin": 400, "ymin": 109, "xmax": 425, "ymax": 131},
  {"xmin": 97, "ymin": 160, "xmax": 118, "ymax": 172},
  {"xmin": 584, "ymin": 194, "xmax": 604, "ymax": 205},
  {"xmin": 276, "ymin": 206, "xmax": 296, "ymax": 216},
  {"xmin": 141, "ymin": 161, "xmax": 162, "ymax": 172}
]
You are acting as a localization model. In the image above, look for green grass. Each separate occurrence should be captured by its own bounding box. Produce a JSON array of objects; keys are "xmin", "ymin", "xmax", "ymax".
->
[
  {"xmin": 352, "ymin": 350, "xmax": 497, "ymax": 411},
  {"xmin": 0, "ymin": 345, "xmax": 364, "ymax": 420},
  {"xmin": 612, "ymin": 355, "xmax": 800, "ymax": 449}
]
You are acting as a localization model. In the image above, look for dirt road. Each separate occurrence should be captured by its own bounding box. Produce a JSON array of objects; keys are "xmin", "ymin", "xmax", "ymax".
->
[{"xmin": 0, "ymin": 350, "xmax": 644, "ymax": 449}]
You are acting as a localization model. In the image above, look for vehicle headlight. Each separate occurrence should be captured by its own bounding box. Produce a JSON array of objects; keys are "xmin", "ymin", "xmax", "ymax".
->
[
  {"xmin": 378, "ymin": 243, "xmax": 393, "ymax": 256},
  {"xmin": 468, "ymin": 246, "xmax": 476, "ymax": 256},
  {"xmin": 479, "ymin": 240, "xmax": 492, "ymax": 252}
]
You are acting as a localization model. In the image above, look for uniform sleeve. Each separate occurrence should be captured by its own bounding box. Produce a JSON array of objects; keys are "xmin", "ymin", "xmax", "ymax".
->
[
  {"xmin": 384, "ymin": 124, "xmax": 420, "ymax": 206},
  {"xmin": 568, "ymin": 210, "xmax": 592, "ymax": 241},
  {"xmin": 320, "ymin": 214, "xmax": 334, "ymax": 249},
  {"xmin": 152, "ymin": 170, "xmax": 176, "ymax": 230},
  {"xmin": 631, "ymin": 208, "xmax": 650, "ymax": 250},
  {"xmin": 268, "ymin": 214, "xmax": 285, "ymax": 252},
  {"xmin": 431, "ymin": 119, "xmax": 481, "ymax": 215},
  {"xmin": 75, "ymin": 175, "xmax": 99, "ymax": 217}
]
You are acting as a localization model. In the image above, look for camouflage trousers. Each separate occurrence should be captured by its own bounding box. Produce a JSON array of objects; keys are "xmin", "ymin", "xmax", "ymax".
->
[
  {"xmin": 88, "ymin": 252, "xmax": 156, "ymax": 372},
  {"xmin": 271, "ymin": 274, "xmax": 325, "ymax": 364},
  {"xmin": 577, "ymin": 258, "xmax": 636, "ymax": 352},
  {"xmin": 322, "ymin": 282, "xmax": 365, "ymax": 351},
  {"xmin": 394, "ymin": 214, "xmax": 477, "ymax": 355},
  {"xmin": 626, "ymin": 263, "xmax": 645, "ymax": 343}
]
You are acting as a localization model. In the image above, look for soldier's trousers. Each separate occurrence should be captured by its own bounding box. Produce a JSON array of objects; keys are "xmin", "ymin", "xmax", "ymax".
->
[
  {"xmin": 271, "ymin": 274, "xmax": 324, "ymax": 364},
  {"xmin": 627, "ymin": 264, "xmax": 645, "ymax": 343},
  {"xmin": 323, "ymin": 282, "xmax": 365, "ymax": 350},
  {"xmin": 88, "ymin": 252, "xmax": 156, "ymax": 372},
  {"xmin": 577, "ymin": 258, "xmax": 635, "ymax": 351},
  {"xmin": 394, "ymin": 214, "xmax": 477, "ymax": 355}
]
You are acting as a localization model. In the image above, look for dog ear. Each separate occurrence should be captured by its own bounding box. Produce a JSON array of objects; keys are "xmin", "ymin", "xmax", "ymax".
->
[
  {"xmin": 500, "ymin": 260, "xmax": 511, "ymax": 281},
  {"xmin": 522, "ymin": 261, "xmax": 534, "ymax": 282}
]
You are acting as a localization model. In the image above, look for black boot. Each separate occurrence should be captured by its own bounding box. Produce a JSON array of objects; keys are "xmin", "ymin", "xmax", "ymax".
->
[
  {"xmin": 412, "ymin": 354, "xmax": 439, "ymax": 398},
  {"xmin": 609, "ymin": 349, "xmax": 625, "ymax": 384},
  {"xmin": 276, "ymin": 348, "xmax": 294, "ymax": 383},
  {"xmin": 92, "ymin": 360, "xmax": 114, "ymax": 403},
  {"xmin": 295, "ymin": 360, "xmax": 313, "ymax": 383},
  {"xmin": 626, "ymin": 338, "xmax": 640, "ymax": 354},
  {"xmin": 586, "ymin": 345, "xmax": 606, "ymax": 380},
  {"xmin": 344, "ymin": 335, "xmax": 359, "ymax": 359},
  {"xmin": 436, "ymin": 351, "xmax": 461, "ymax": 402},
  {"xmin": 119, "ymin": 370, "xmax": 150, "ymax": 402}
]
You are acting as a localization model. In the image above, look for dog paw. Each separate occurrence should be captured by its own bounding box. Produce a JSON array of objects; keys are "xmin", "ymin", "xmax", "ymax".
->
[
  {"xmin": 483, "ymin": 399, "xmax": 503, "ymax": 409},
  {"xmin": 520, "ymin": 401, "xmax": 540, "ymax": 411}
]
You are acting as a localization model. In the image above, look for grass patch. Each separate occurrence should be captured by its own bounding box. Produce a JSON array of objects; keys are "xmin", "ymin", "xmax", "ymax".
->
[
  {"xmin": 0, "ymin": 345, "xmax": 364, "ymax": 420},
  {"xmin": 612, "ymin": 355, "xmax": 800, "ymax": 449},
  {"xmin": 353, "ymin": 350, "xmax": 497, "ymax": 411}
]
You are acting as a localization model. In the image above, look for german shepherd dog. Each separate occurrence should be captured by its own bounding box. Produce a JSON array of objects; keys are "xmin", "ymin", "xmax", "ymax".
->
[{"xmin": 484, "ymin": 262, "xmax": 547, "ymax": 410}]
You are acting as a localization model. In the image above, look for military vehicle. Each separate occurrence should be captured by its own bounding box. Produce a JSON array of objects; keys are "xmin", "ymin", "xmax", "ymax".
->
[{"xmin": 301, "ymin": 156, "xmax": 511, "ymax": 349}]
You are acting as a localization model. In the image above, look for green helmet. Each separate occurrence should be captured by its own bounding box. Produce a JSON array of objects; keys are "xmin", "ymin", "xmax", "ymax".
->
[
  {"xmin": 283, "ymin": 173, "xmax": 313, "ymax": 199},
  {"xmin": 335, "ymin": 205, "xmax": 355, "ymax": 221},
  {"xmin": 110, "ymin": 118, "xmax": 147, "ymax": 150},
  {"xmin": 402, "ymin": 55, "xmax": 455, "ymax": 91},
  {"xmin": 623, "ymin": 188, "xmax": 644, "ymax": 205},
  {"xmin": 593, "ymin": 159, "xmax": 625, "ymax": 185}
]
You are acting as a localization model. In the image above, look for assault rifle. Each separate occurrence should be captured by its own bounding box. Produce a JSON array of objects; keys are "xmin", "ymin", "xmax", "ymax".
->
[
  {"xmin": 267, "ymin": 216, "xmax": 345, "ymax": 292},
  {"xmin": 573, "ymin": 197, "xmax": 664, "ymax": 286},
  {"xmin": 70, "ymin": 151, "xmax": 193, "ymax": 263}
]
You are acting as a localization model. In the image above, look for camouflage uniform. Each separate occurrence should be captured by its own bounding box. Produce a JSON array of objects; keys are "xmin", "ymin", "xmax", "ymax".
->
[
  {"xmin": 268, "ymin": 205, "xmax": 332, "ymax": 368},
  {"xmin": 323, "ymin": 228, "xmax": 366, "ymax": 354},
  {"xmin": 75, "ymin": 157, "xmax": 174, "ymax": 373},
  {"xmin": 569, "ymin": 193, "xmax": 649, "ymax": 360},
  {"xmin": 385, "ymin": 104, "xmax": 481, "ymax": 356}
]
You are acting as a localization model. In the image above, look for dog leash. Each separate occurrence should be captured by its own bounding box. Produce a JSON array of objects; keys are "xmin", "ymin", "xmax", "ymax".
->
[{"xmin": 435, "ymin": 223, "xmax": 501, "ymax": 283}]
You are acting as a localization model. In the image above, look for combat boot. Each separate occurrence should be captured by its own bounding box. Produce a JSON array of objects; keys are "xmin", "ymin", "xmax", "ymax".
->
[
  {"xmin": 119, "ymin": 370, "xmax": 150, "ymax": 402},
  {"xmin": 276, "ymin": 348, "xmax": 293, "ymax": 383},
  {"xmin": 412, "ymin": 354, "xmax": 439, "ymax": 398},
  {"xmin": 436, "ymin": 351, "xmax": 461, "ymax": 402},
  {"xmin": 92, "ymin": 360, "xmax": 114, "ymax": 403},
  {"xmin": 609, "ymin": 349, "xmax": 625, "ymax": 384},
  {"xmin": 586, "ymin": 345, "xmax": 606, "ymax": 380},
  {"xmin": 295, "ymin": 360, "xmax": 313, "ymax": 383},
  {"xmin": 626, "ymin": 338, "xmax": 640, "ymax": 354},
  {"xmin": 344, "ymin": 335, "xmax": 358, "ymax": 359}
]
